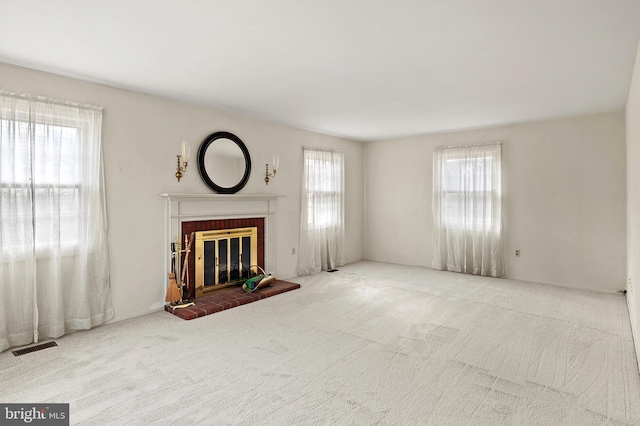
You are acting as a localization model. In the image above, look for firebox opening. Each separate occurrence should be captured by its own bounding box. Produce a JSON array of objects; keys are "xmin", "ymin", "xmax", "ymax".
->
[{"xmin": 195, "ymin": 227, "xmax": 258, "ymax": 298}]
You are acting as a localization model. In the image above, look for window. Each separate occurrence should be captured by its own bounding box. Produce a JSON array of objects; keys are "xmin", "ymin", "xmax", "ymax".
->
[
  {"xmin": 1, "ymin": 118, "xmax": 82, "ymax": 254},
  {"xmin": 442, "ymin": 154, "xmax": 494, "ymax": 229},
  {"xmin": 0, "ymin": 120, "xmax": 82, "ymax": 252},
  {"xmin": 0, "ymin": 91, "xmax": 113, "ymax": 354},
  {"xmin": 303, "ymin": 149, "xmax": 344, "ymax": 230},
  {"xmin": 432, "ymin": 142, "xmax": 504, "ymax": 277},
  {"xmin": 298, "ymin": 148, "xmax": 345, "ymax": 275}
]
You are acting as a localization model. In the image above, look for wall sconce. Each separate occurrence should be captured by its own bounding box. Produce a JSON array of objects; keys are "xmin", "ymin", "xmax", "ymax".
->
[
  {"xmin": 265, "ymin": 153, "xmax": 279, "ymax": 185},
  {"xmin": 175, "ymin": 141, "xmax": 190, "ymax": 182}
]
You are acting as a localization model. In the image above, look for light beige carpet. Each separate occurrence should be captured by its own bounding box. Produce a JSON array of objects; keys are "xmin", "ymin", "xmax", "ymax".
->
[{"xmin": 1, "ymin": 261, "xmax": 639, "ymax": 425}]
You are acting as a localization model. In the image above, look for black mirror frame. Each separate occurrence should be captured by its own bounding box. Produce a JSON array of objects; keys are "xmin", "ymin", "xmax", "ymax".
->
[{"xmin": 197, "ymin": 131, "xmax": 251, "ymax": 194}]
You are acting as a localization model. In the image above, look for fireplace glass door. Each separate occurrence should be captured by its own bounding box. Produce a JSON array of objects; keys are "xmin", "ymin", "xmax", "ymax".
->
[{"xmin": 195, "ymin": 227, "xmax": 258, "ymax": 298}]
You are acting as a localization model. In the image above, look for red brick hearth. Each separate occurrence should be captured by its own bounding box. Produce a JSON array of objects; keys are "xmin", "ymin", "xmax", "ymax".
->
[{"xmin": 164, "ymin": 280, "xmax": 300, "ymax": 320}]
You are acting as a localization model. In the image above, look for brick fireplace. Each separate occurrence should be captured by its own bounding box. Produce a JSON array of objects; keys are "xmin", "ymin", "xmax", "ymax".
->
[
  {"xmin": 181, "ymin": 217, "xmax": 265, "ymax": 298},
  {"xmin": 160, "ymin": 193, "xmax": 280, "ymax": 305}
]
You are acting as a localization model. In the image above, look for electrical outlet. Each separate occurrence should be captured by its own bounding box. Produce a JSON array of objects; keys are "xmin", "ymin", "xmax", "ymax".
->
[
  {"xmin": 292, "ymin": 248, "xmax": 296, "ymax": 255},
  {"xmin": 515, "ymin": 249, "xmax": 520, "ymax": 257}
]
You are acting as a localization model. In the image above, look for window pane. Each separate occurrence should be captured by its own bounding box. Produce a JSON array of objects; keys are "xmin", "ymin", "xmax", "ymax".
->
[
  {"xmin": 0, "ymin": 187, "xmax": 33, "ymax": 254},
  {"xmin": 33, "ymin": 123, "xmax": 79, "ymax": 185},
  {"xmin": 1, "ymin": 119, "xmax": 82, "ymax": 254},
  {"xmin": 34, "ymin": 187, "xmax": 80, "ymax": 250},
  {"xmin": 1, "ymin": 120, "xmax": 31, "ymax": 184},
  {"xmin": 304, "ymin": 150, "xmax": 343, "ymax": 230},
  {"xmin": 442, "ymin": 152, "xmax": 495, "ymax": 229}
]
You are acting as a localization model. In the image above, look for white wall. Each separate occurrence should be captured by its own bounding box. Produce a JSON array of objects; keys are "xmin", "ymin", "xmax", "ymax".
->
[
  {"xmin": 366, "ymin": 112, "xmax": 627, "ymax": 292},
  {"xmin": 0, "ymin": 57, "xmax": 630, "ymax": 325},
  {"xmin": 0, "ymin": 62, "xmax": 365, "ymax": 322},
  {"xmin": 626, "ymin": 41, "xmax": 640, "ymax": 363}
]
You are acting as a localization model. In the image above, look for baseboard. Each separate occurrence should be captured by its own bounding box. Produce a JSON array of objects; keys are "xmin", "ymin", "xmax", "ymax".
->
[
  {"xmin": 626, "ymin": 296, "xmax": 640, "ymax": 374},
  {"xmin": 106, "ymin": 307, "xmax": 164, "ymax": 325},
  {"xmin": 359, "ymin": 259, "xmax": 623, "ymax": 293},
  {"xmin": 505, "ymin": 274, "xmax": 622, "ymax": 294}
]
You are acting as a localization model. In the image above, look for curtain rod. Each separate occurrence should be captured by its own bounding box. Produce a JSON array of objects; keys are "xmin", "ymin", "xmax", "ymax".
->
[
  {"xmin": 434, "ymin": 141, "xmax": 502, "ymax": 150},
  {"xmin": 0, "ymin": 90, "xmax": 103, "ymax": 113},
  {"xmin": 303, "ymin": 147, "xmax": 344, "ymax": 153}
]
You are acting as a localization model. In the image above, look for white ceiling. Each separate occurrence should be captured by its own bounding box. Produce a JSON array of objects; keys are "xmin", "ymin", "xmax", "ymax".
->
[{"xmin": 1, "ymin": 0, "xmax": 639, "ymax": 141}]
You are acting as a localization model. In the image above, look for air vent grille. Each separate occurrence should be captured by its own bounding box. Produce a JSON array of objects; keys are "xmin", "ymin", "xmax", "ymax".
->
[{"xmin": 12, "ymin": 341, "xmax": 57, "ymax": 356}]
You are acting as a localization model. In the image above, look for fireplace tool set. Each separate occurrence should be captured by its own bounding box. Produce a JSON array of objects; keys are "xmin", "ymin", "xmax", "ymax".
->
[{"xmin": 165, "ymin": 232, "xmax": 195, "ymax": 309}]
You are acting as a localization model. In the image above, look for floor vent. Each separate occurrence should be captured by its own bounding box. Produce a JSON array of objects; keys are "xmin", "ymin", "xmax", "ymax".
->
[
  {"xmin": 327, "ymin": 269, "xmax": 339, "ymax": 273},
  {"xmin": 12, "ymin": 341, "xmax": 57, "ymax": 357}
]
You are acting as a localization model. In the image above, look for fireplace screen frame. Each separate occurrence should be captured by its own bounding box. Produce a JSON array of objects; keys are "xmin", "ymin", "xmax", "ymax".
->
[{"xmin": 195, "ymin": 227, "xmax": 258, "ymax": 298}]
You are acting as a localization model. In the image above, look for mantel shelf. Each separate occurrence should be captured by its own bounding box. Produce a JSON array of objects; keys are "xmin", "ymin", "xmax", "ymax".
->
[{"xmin": 160, "ymin": 193, "xmax": 284, "ymax": 202}]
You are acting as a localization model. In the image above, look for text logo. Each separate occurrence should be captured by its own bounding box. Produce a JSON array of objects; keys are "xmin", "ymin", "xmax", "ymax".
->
[{"xmin": 0, "ymin": 404, "xmax": 68, "ymax": 425}]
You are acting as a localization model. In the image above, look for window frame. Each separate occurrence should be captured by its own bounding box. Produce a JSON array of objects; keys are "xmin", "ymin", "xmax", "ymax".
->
[
  {"xmin": 439, "ymin": 149, "xmax": 498, "ymax": 231},
  {"xmin": 303, "ymin": 150, "xmax": 344, "ymax": 231},
  {"xmin": 0, "ymin": 116, "xmax": 85, "ymax": 257}
]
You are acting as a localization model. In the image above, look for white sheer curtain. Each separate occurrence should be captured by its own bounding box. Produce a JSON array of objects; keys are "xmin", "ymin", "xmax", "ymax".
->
[
  {"xmin": 432, "ymin": 142, "xmax": 504, "ymax": 277},
  {"xmin": 0, "ymin": 91, "xmax": 113, "ymax": 353},
  {"xmin": 298, "ymin": 148, "xmax": 345, "ymax": 275}
]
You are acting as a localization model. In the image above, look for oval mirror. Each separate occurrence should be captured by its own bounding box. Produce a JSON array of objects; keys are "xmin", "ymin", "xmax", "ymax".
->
[{"xmin": 197, "ymin": 132, "xmax": 251, "ymax": 194}]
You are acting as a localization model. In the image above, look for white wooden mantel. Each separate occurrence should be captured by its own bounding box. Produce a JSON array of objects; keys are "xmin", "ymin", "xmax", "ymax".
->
[{"xmin": 160, "ymin": 193, "xmax": 283, "ymax": 286}]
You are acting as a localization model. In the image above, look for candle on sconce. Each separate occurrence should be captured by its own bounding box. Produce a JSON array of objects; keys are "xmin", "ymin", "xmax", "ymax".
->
[
  {"xmin": 175, "ymin": 141, "xmax": 190, "ymax": 182},
  {"xmin": 265, "ymin": 152, "xmax": 280, "ymax": 185},
  {"xmin": 181, "ymin": 141, "xmax": 190, "ymax": 163}
]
